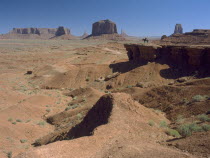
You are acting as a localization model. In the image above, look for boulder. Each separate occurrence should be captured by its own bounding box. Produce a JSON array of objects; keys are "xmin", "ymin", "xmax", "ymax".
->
[
  {"xmin": 92, "ymin": 19, "xmax": 118, "ymax": 36},
  {"xmin": 105, "ymin": 72, "xmax": 120, "ymax": 81}
]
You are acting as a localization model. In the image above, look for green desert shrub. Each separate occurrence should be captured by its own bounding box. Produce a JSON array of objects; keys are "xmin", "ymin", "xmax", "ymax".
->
[
  {"xmin": 65, "ymin": 106, "xmax": 71, "ymax": 111},
  {"xmin": 37, "ymin": 121, "xmax": 46, "ymax": 126},
  {"xmin": 8, "ymin": 118, "xmax": 13, "ymax": 122},
  {"xmin": 148, "ymin": 120, "xmax": 155, "ymax": 126},
  {"xmin": 46, "ymin": 108, "xmax": 51, "ymax": 113},
  {"xmin": 159, "ymin": 121, "xmax": 168, "ymax": 128},
  {"xmin": 20, "ymin": 139, "xmax": 27, "ymax": 143},
  {"xmin": 165, "ymin": 129, "xmax": 181, "ymax": 138},
  {"xmin": 178, "ymin": 123, "xmax": 203, "ymax": 137},
  {"xmin": 126, "ymin": 85, "xmax": 133, "ymax": 88},
  {"xmin": 192, "ymin": 95, "xmax": 209, "ymax": 102},
  {"xmin": 16, "ymin": 119, "xmax": 22, "ymax": 122},
  {"xmin": 188, "ymin": 123, "xmax": 203, "ymax": 132},
  {"xmin": 178, "ymin": 124, "xmax": 192, "ymax": 137},
  {"xmin": 65, "ymin": 104, "xmax": 80, "ymax": 111},
  {"xmin": 25, "ymin": 119, "xmax": 31, "ymax": 123},
  {"xmin": 202, "ymin": 124, "xmax": 210, "ymax": 131},
  {"xmin": 77, "ymin": 113, "xmax": 83, "ymax": 119},
  {"xmin": 12, "ymin": 122, "xmax": 16, "ymax": 125},
  {"xmin": 197, "ymin": 114, "xmax": 209, "ymax": 122}
]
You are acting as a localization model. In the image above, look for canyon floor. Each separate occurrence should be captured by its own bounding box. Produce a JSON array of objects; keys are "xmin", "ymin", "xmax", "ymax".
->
[{"xmin": 0, "ymin": 39, "xmax": 209, "ymax": 158}]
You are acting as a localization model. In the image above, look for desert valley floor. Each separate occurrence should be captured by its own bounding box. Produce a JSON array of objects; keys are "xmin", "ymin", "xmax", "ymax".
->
[{"xmin": 0, "ymin": 39, "xmax": 209, "ymax": 158}]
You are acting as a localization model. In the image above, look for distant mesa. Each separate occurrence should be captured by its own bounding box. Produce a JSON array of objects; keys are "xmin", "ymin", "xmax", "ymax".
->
[
  {"xmin": 10, "ymin": 28, "xmax": 41, "ymax": 35},
  {"xmin": 161, "ymin": 28, "xmax": 210, "ymax": 44},
  {"xmin": 92, "ymin": 19, "xmax": 118, "ymax": 36},
  {"xmin": 174, "ymin": 24, "xmax": 183, "ymax": 34},
  {"xmin": 2, "ymin": 26, "xmax": 71, "ymax": 39},
  {"xmin": 85, "ymin": 19, "xmax": 125, "ymax": 40},
  {"xmin": 55, "ymin": 26, "xmax": 70, "ymax": 36}
]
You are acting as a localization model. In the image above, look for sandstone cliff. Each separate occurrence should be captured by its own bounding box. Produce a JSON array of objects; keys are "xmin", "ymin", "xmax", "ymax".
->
[{"xmin": 124, "ymin": 44, "xmax": 210, "ymax": 76}]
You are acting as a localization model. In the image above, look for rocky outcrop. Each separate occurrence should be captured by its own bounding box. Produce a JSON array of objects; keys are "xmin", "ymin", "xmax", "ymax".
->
[
  {"xmin": 125, "ymin": 44, "xmax": 161, "ymax": 61},
  {"xmin": 174, "ymin": 24, "xmax": 183, "ymax": 34},
  {"xmin": 124, "ymin": 44, "xmax": 210, "ymax": 70},
  {"xmin": 55, "ymin": 26, "xmax": 70, "ymax": 36},
  {"xmin": 80, "ymin": 32, "xmax": 89, "ymax": 39},
  {"xmin": 92, "ymin": 19, "xmax": 118, "ymax": 36},
  {"xmin": 185, "ymin": 29, "xmax": 210, "ymax": 36},
  {"xmin": 161, "ymin": 29, "xmax": 210, "ymax": 44},
  {"xmin": 121, "ymin": 30, "xmax": 128, "ymax": 37}
]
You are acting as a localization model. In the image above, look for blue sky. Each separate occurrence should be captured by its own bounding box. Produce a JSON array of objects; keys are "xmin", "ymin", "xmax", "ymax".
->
[{"xmin": 0, "ymin": 0, "xmax": 210, "ymax": 36}]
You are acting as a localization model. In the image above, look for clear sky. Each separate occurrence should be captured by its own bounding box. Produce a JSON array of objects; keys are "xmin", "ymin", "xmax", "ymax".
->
[{"xmin": 0, "ymin": 0, "xmax": 210, "ymax": 36}]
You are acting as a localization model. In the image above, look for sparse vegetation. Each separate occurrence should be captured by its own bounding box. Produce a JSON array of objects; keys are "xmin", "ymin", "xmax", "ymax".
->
[
  {"xmin": 165, "ymin": 129, "xmax": 181, "ymax": 138},
  {"xmin": 148, "ymin": 120, "xmax": 155, "ymax": 126},
  {"xmin": 153, "ymin": 109, "xmax": 162, "ymax": 114},
  {"xmin": 20, "ymin": 139, "xmax": 27, "ymax": 143},
  {"xmin": 159, "ymin": 121, "xmax": 168, "ymax": 128},
  {"xmin": 197, "ymin": 114, "xmax": 210, "ymax": 122},
  {"xmin": 25, "ymin": 119, "xmax": 31, "ymax": 123},
  {"xmin": 16, "ymin": 119, "xmax": 22, "ymax": 122},
  {"xmin": 178, "ymin": 124, "xmax": 192, "ymax": 137},
  {"xmin": 126, "ymin": 85, "xmax": 133, "ymax": 88},
  {"xmin": 178, "ymin": 123, "xmax": 204, "ymax": 137},
  {"xmin": 65, "ymin": 104, "xmax": 80, "ymax": 111},
  {"xmin": 192, "ymin": 95, "xmax": 209, "ymax": 102},
  {"xmin": 72, "ymin": 96, "xmax": 77, "ymax": 100},
  {"xmin": 77, "ymin": 113, "xmax": 83, "ymax": 119},
  {"xmin": 46, "ymin": 108, "xmax": 51, "ymax": 113},
  {"xmin": 188, "ymin": 123, "xmax": 203, "ymax": 132},
  {"xmin": 202, "ymin": 124, "xmax": 210, "ymax": 131},
  {"xmin": 8, "ymin": 118, "xmax": 13, "ymax": 122},
  {"xmin": 37, "ymin": 121, "xmax": 46, "ymax": 126},
  {"xmin": 65, "ymin": 106, "xmax": 72, "ymax": 111},
  {"xmin": 12, "ymin": 122, "xmax": 16, "ymax": 125}
]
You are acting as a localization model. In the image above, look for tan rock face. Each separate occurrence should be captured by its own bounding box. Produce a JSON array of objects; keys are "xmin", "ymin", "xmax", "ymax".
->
[{"xmin": 92, "ymin": 19, "xmax": 118, "ymax": 36}]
